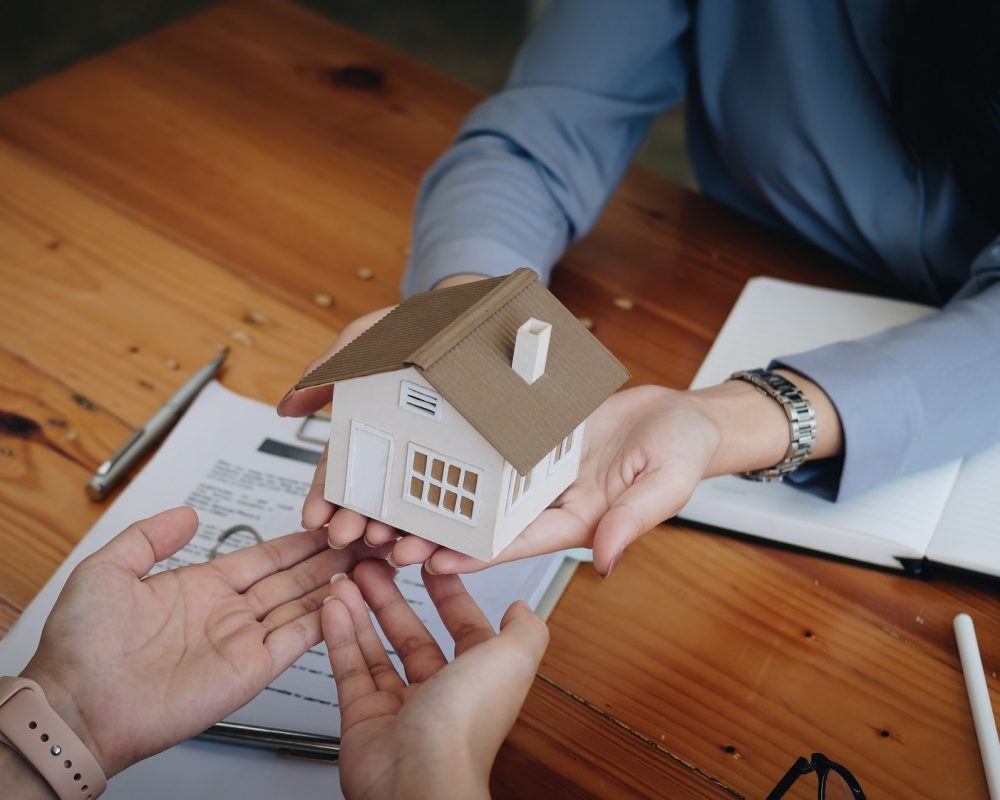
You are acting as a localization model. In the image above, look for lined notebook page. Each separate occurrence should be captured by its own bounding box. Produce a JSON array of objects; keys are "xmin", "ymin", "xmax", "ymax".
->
[
  {"xmin": 926, "ymin": 445, "xmax": 1000, "ymax": 577},
  {"xmin": 681, "ymin": 278, "xmax": 962, "ymax": 564}
]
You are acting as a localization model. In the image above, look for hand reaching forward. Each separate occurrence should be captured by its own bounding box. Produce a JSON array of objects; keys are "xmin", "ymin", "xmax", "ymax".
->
[
  {"xmin": 324, "ymin": 560, "xmax": 549, "ymax": 800},
  {"xmin": 20, "ymin": 507, "xmax": 387, "ymax": 777},
  {"xmin": 378, "ymin": 385, "xmax": 720, "ymax": 576},
  {"xmin": 278, "ymin": 306, "xmax": 397, "ymax": 531},
  {"xmin": 388, "ymin": 370, "xmax": 842, "ymax": 576},
  {"xmin": 277, "ymin": 274, "xmax": 486, "ymax": 537}
]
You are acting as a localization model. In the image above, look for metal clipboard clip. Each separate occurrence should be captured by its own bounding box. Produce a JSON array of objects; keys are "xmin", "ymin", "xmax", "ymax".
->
[
  {"xmin": 295, "ymin": 412, "xmax": 330, "ymax": 446},
  {"xmin": 209, "ymin": 524, "xmax": 264, "ymax": 560}
]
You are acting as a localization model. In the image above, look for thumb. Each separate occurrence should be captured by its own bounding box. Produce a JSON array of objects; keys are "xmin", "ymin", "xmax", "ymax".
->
[
  {"xmin": 497, "ymin": 600, "xmax": 550, "ymax": 668},
  {"xmin": 278, "ymin": 348, "xmax": 337, "ymax": 418},
  {"xmin": 278, "ymin": 306, "xmax": 397, "ymax": 418},
  {"xmin": 87, "ymin": 506, "xmax": 199, "ymax": 578},
  {"xmin": 436, "ymin": 600, "xmax": 547, "ymax": 761},
  {"xmin": 592, "ymin": 466, "xmax": 695, "ymax": 577}
]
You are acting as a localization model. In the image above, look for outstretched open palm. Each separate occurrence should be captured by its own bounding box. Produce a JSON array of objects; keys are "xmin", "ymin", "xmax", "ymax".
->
[
  {"xmin": 324, "ymin": 560, "xmax": 548, "ymax": 800},
  {"xmin": 24, "ymin": 507, "xmax": 386, "ymax": 776},
  {"xmin": 389, "ymin": 384, "xmax": 722, "ymax": 576}
]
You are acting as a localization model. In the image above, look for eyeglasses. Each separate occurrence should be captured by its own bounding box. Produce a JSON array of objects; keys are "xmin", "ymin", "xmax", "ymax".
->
[{"xmin": 767, "ymin": 753, "xmax": 866, "ymax": 800}]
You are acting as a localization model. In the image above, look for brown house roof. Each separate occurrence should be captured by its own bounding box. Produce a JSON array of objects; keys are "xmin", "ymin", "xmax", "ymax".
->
[{"xmin": 297, "ymin": 269, "xmax": 630, "ymax": 474}]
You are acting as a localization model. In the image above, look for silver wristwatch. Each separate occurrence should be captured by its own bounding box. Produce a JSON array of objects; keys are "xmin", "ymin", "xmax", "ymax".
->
[{"xmin": 727, "ymin": 368, "xmax": 817, "ymax": 482}]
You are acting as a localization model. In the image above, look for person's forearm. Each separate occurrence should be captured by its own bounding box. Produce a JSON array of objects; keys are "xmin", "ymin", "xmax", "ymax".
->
[
  {"xmin": 391, "ymin": 758, "xmax": 489, "ymax": 800},
  {"xmin": 0, "ymin": 744, "xmax": 59, "ymax": 800},
  {"xmin": 695, "ymin": 369, "xmax": 843, "ymax": 477}
]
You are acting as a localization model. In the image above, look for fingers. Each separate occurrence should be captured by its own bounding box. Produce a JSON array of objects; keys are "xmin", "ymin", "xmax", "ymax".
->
[
  {"xmin": 591, "ymin": 466, "xmax": 693, "ymax": 577},
  {"xmin": 261, "ymin": 584, "xmax": 329, "ymax": 630},
  {"xmin": 425, "ymin": 507, "xmax": 591, "ymax": 575},
  {"xmin": 327, "ymin": 507, "xmax": 368, "ymax": 549},
  {"xmin": 302, "ymin": 445, "xmax": 335, "ymax": 530},
  {"xmin": 244, "ymin": 543, "xmax": 366, "ymax": 619},
  {"xmin": 352, "ymin": 560, "xmax": 447, "ymax": 683},
  {"xmin": 498, "ymin": 600, "xmax": 550, "ymax": 665},
  {"xmin": 277, "ymin": 307, "xmax": 396, "ymax": 418},
  {"xmin": 263, "ymin": 608, "xmax": 324, "ymax": 674},
  {"xmin": 328, "ymin": 575, "xmax": 405, "ymax": 692},
  {"xmin": 389, "ymin": 534, "xmax": 440, "ymax": 567},
  {"xmin": 421, "ymin": 600, "xmax": 546, "ymax": 753},
  {"xmin": 91, "ymin": 506, "xmax": 199, "ymax": 579},
  {"xmin": 278, "ymin": 385, "xmax": 333, "ymax": 419},
  {"xmin": 363, "ymin": 519, "xmax": 398, "ymax": 548},
  {"xmin": 322, "ymin": 596, "xmax": 379, "ymax": 710},
  {"xmin": 210, "ymin": 527, "xmax": 331, "ymax": 592},
  {"xmin": 422, "ymin": 571, "xmax": 494, "ymax": 657}
]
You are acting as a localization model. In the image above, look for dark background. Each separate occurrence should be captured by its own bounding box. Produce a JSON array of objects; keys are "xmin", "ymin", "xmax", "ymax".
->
[{"xmin": 0, "ymin": 0, "xmax": 694, "ymax": 187}]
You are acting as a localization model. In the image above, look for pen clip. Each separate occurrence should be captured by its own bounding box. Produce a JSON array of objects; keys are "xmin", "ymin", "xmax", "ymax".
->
[{"xmin": 98, "ymin": 427, "xmax": 145, "ymax": 475}]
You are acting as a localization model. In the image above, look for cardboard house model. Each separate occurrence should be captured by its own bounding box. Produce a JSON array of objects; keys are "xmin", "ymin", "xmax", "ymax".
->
[{"xmin": 296, "ymin": 268, "xmax": 630, "ymax": 561}]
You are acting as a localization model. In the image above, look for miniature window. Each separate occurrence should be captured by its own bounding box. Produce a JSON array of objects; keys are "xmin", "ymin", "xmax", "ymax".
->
[
  {"xmin": 404, "ymin": 443, "xmax": 481, "ymax": 525},
  {"xmin": 549, "ymin": 429, "xmax": 576, "ymax": 473},
  {"xmin": 506, "ymin": 468, "xmax": 533, "ymax": 514},
  {"xmin": 399, "ymin": 380, "xmax": 442, "ymax": 420}
]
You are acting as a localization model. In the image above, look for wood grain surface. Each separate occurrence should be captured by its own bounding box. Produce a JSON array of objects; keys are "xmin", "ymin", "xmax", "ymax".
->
[{"xmin": 0, "ymin": 2, "xmax": 996, "ymax": 797}]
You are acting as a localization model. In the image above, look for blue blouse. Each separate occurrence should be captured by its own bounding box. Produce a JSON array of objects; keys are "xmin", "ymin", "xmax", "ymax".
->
[{"xmin": 402, "ymin": 0, "xmax": 1000, "ymax": 500}]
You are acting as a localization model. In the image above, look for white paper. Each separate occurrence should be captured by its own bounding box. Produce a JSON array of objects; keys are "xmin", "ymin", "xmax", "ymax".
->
[
  {"xmin": 926, "ymin": 444, "xmax": 1000, "ymax": 577},
  {"xmin": 0, "ymin": 381, "xmax": 565, "ymax": 798},
  {"xmin": 682, "ymin": 277, "xmax": 963, "ymax": 566}
]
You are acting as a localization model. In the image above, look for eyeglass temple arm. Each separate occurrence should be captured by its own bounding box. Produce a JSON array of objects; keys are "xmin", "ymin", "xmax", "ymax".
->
[{"xmin": 765, "ymin": 757, "xmax": 815, "ymax": 800}]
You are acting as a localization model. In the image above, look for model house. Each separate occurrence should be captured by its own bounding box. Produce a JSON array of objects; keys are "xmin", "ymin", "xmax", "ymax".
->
[{"xmin": 296, "ymin": 268, "xmax": 630, "ymax": 561}]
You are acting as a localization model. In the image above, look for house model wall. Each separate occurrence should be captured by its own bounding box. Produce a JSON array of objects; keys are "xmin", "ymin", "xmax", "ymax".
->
[{"xmin": 296, "ymin": 269, "xmax": 629, "ymax": 562}]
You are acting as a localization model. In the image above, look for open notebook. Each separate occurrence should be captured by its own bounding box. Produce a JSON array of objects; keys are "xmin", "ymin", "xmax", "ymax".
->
[{"xmin": 679, "ymin": 277, "xmax": 1000, "ymax": 577}]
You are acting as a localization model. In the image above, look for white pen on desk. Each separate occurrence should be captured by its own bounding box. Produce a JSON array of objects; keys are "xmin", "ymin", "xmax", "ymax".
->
[
  {"xmin": 954, "ymin": 613, "xmax": 1000, "ymax": 799},
  {"xmin": 85, "ymin": 348, "xmax": 229, "ymax": 501}
]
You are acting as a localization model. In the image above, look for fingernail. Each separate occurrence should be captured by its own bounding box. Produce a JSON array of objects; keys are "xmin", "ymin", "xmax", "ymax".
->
[
  {"xmin": 330, "ymin": 572, "xmax": 347, "ymax": 584},
  {"xmin": 328, "ymin": 539, "xmax": 348, "ymax": 550},
  {"xmin": 276, "ymin": 389, "xmax": 295, "ymax": 415},
  {"xmin": 423, "ymin": 560, "xmax": 439, "ymax": 576},
  {"xmin": 303, "ymin": 519, "xmax": 321, "ymax": 531},
  {"xmin": 603, "ymin": 550, "xmax": 623, "ymax": 579},
  {"xmin": 323, "ymin": 594, "xmax": 339, "ymax": 605},
  {"xmin": 385, "ymin": 553, "xmax": 401, "ymax": 571},
  {"xmin": 363, "ymin": 534, "xmax": 377, "ymax": 548}
]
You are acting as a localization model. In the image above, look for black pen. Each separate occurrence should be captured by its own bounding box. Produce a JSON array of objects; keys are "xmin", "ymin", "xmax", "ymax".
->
[
  {"xmin": 196, "ymin": 722, "xmax": 340, "ymax": 763},
  {"xmin": 85, "ymin": 349, "xmax": 228, "ymax": 500}
]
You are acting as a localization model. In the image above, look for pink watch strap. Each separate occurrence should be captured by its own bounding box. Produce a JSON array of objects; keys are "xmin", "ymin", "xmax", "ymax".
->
[{"xmin": 0, "ymin": 677, "xmax": 107, "ymax": 799}]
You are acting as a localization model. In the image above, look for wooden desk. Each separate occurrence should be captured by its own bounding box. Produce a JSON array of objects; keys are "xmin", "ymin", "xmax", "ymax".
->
[{"xmin": 0, "ymin": 2, "xmax": 997, "ymax": 797}]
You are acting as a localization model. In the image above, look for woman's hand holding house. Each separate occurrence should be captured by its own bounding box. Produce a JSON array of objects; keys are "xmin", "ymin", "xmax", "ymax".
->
[
  {"xmin": 389, "ymin": 370, "xmax": 841, "ymax": 577},
  {"xmin": 279, "ymin": 305, "xmax": 397, "ymax": 532},
  {"xmin": 278, "ymin": 272, "xmax": 842, "ymax": 581}
]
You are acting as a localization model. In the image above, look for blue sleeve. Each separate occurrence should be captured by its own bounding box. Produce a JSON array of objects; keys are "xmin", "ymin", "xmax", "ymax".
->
[
  {"xmin": 402, "ymin": 0, "xmax": 691, "ymax": 296},
  {"xmin": 774, "ymin": 235, "xmax": 1000, "ymax": 501}
]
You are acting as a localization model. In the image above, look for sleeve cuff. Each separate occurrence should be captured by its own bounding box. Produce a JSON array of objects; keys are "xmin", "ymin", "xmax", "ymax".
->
[
  {"xmin": 402, "ymin": 237, "xmax": 542, "ymax": 297},
  {"xmin": 770, "ymin": 339, "xmax": 924, "ymax": 502}
]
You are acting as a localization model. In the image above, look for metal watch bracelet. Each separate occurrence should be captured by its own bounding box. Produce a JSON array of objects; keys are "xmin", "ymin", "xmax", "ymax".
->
[{"xmin": 727, "ymin": 368, "xmax": 817, "ymax": 482}]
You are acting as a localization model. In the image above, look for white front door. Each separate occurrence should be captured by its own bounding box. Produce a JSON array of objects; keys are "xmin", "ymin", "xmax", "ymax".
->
[{"xmin": 345, "ymin": 421, "xmax": 394, "ymax": 519}]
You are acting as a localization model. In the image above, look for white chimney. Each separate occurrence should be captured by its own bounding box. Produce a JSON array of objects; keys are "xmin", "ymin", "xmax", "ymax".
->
[{"xmin": 512, "ymin": 318, "xmax": 551, "ymax": 384}]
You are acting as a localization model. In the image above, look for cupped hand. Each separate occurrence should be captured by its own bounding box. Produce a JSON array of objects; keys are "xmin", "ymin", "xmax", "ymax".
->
[
  {"xmin": 21, "ymin": 507, "xmax": 388, "ymax": 776},
  {"xmin": 277, "ymin": 305, "xmax": 397, "ymax": 532},
  {"xmin": 277, "ymin": 274, "xmax": 488, "ymax": 542},
  {"xmin": 391, "ymin": 384, "xmax": 728, "ymax": 577},
  {"xmin": 324, "ymin": 560, "xmax": 549, "ymax": 800}
]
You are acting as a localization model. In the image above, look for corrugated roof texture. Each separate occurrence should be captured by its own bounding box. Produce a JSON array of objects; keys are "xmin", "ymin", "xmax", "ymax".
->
[
  {"xmin": 422, "ymin": 279, "xmax": 629, "ymax": 473},
  {"xmin": 296, "ymin": 274, "xmax": 510, "ymax": 387},
  {"xmin": 296, "ymin": 268, "xmax": 630, "ymax": 473}
]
